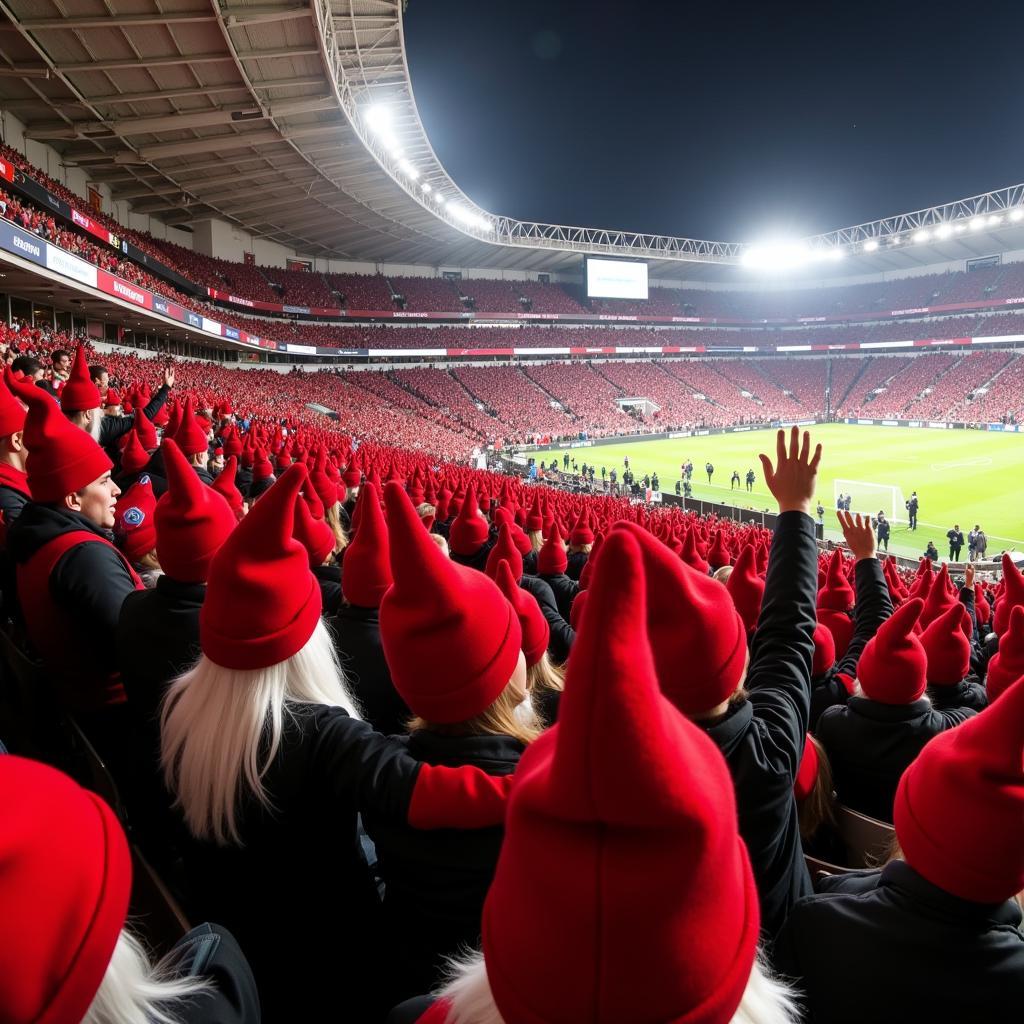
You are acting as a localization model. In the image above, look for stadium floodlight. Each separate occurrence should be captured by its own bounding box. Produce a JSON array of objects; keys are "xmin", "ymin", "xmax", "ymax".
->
[
  {"xmin": 987, "ymin": 214, "xmax": 1002, "ymax": 226},
  {"xmin": 421, "ymin": 182, "xmax": 432, "ymax": 193},
  {"xmin": 364, "ymin": 104, "xmax": 393, "ymax": 132},
  {"xmin": 934, "ymin": 223, "xmax": 953, "ymax": 239},
  {"xmin": 436, "ymin": 195, "xmax": 447, "ymax": 206},
  {"xmin": 1011, "ymin": 209, "xmax": 1024, "ymax": 222},
  {"xmin": 889, "ymin": 235, "xmax": 901, "ymax": 245},
  {"xmin": 827, "ymin": 247, "xmax": 844, "ymax": 260},
  {"xmin": 954, "ymin": 222, "xmax": 966, "ymax": 233},
  {"xmin": 970, "ymin": 216, "xmax": 986, "ymax": 231},
  {"xmin": 398, "ymin": 160, "xmax": 419, "ymax": 179},
  {"xmin": 740, "ymin": 241, "xmax": 810, "ymax": 271},
  {"xmin": 863, "ymin": 239, "xmax": 879, "ymax": 252},
  {"xmin": 912, "ymin": 229, "xmax": 930, "ymax": 243}
]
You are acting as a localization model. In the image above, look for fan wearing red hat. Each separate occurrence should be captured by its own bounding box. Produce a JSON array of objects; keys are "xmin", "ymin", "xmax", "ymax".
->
[
  {"xmin": 112, "ymin": 475, "xmax": 161, "ymax": 587},
  {"xmin": 535, "ymin": 521, "xmax": 580, "ymax": 623},
  {"xmin": 102, "ymin": 387, "xmax": 122, "ymax": 416},
  {"xmin": 366, "ymin": 483, "xmax": 539, "ymax": 1008},
  {"xmin": 617, "ymin": 427, "xmax": 823, "ymax": 941},
  {"xmin": 117, "ymin": 439, "xmax": 238, "ymax": 733},
  {"xmin": 447, "ymin": 486, "xmax": 494, "ymax": 571},
  {"xmin": 808, "ymin": 511, "xmax": 894, "ymax": 730},
  {"xmin": 0, "ymin": 755, "xmax": 261, "ymax": 1024},
  {"xmin": 391, "ymin": 529, "xmax": 799, "ymax": 1024},
  {"xmin": 778, "ymin": 675, "xmax": 1024, "ymax": 1021},
  {"xmin": 8, "ymin": 382, "xmax": 144, "ymax": 723},
  {"xmin": 565, "ymin": 508, "xmax": 594, "ymax": 580},
  {"xmin": 62, "ymin": 344, "xmax": 174, "ymax": 456},
  {"xmin": 0, "ymin": 369, "xmax": 30, "ymax": 528},
  {"xmin": 921, "ymin": 594, "xmax": 988, "ymax": 714},
  {"xmin": 160, "ymin": 466, "xmax": 528, "ymax": 1020},
  {"xmin": 816, "ymin": 597, "xmax": 977, "ymax": 823},
  {"xmin": 331, "ymin": 482, "xmax": 411, "ymax": 736}
]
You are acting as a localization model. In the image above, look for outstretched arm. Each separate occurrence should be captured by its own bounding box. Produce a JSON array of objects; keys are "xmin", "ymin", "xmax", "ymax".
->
[{"xmin": 746, "ymin": 428, "xmax": 822, "ymax": 775}]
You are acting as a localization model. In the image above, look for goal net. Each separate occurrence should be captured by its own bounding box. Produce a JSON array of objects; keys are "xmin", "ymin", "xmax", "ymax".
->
[{"xmin": 832, "ymin": 479, "xmax": 908, "ymax": 523}]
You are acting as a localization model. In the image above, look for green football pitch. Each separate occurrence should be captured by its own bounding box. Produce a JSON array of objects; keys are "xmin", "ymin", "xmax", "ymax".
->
[{"xmin": 533, "ymin": 423, "xmax": 1024, "ymax": 559}]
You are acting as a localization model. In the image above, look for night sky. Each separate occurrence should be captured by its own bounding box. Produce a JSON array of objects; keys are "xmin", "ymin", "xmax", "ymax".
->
[{"xmin": 405, "ymin": 0, "xmax": 1024, "ymax": 242}]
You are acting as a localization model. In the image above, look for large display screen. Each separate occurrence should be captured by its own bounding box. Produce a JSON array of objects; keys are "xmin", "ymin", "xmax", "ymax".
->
[{"xmin": 584, "ymin": 256, "xmax": 649, "ymax": 300}]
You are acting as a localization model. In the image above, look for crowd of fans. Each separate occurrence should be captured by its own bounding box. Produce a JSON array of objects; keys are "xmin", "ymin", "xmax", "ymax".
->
[{"xmin": 0, "ymin": 336, "xmax": 1020, "ymax": 1021}]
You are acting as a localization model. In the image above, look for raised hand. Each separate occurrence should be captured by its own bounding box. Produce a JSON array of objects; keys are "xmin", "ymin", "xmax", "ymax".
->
[
  {"xmin": 163, "ymin": 365, "xmax": 175, "ymax": 389},
  {"xmin": 837, "ymin": 510, "xmax": 876, "ymax": 561},
  {"xmin": 758, "ymin": 426, "xmax": 822, "ymax": 516}
]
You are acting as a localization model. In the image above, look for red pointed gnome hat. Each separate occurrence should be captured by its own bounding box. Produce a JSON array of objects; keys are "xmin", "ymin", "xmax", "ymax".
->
[
  {"xmin": 537, "ymin": 521, "xmax": 567, "ymax": 576},
  {"xmin": 525, "ymin": 496, "xmax": 543, "ymax": 532},
  {"xmin": 895, "ymin": 673, "xmax": 1024, "ymax": 903},
  {"xmin": 342, "ymin": 482, "xmax": 392, "ymax": 609},
  {"xmin": 994, "ymin": 552, "xmax": 1024, "ymax": 635},
  {"xmin": 985, "ymin": 604, "xmax": 1024, "ymax": 702},
  {"xmin": 211, "ymin": 456, "xmax": 244, "ymax": 518},
  {"xmin": 708, "ymin": 529, "xmax": 732, "ymax": 568},
  {"xmin": 200, "ymin": 463, "xmax": 322, "ymax": 669},
  {"xmin": 309, "ymin": 448, "xmax": 337, "ymax": 510},
  {"xmin": 173, "ymin": 397, "xmax": 208, "ymax": 457},
  {"xmin": 485, "ymin": 523, "xmax": 524, "ymax": 582},
  {"xmin": 577, "ymin": 531, "xmax": 603, "ymax": 590},
  {"xmin": 568, "ymin": 509, "xmax": 593, "ymax": 546},
  {"xmin": 156, "ymin": 439, "xmax": 237, "ymax": 584},
  {"xmin": 857, "ymin": 598, "xmax": 928, "ymax": 704},
  {"xmin": 222, "ymin": 427, "xmax": 242, "ymax": 459},
  {"xmin": 920, "ymin": 563, "xmax": 957, "ymax": 628},
  {"xmin": 379, "ymin": 481, "xmax": 521, "ymax": 723},
  {"xmin": 0, "ymin": 373, "xmax": 26, "ymax": 437},
  {"xmin": 920, "ymin": 603, "xmax": 972, "ymax": 687},
  {"xmin": 615, "ymin": 521, "xmax": 746, "ymax": 716},
  {"xmin": 252, "ymin": 447, "xmax": 274, "ymax": 482},
  {"xmin": 794, "ymin": 735, "xmax": 819, "ymax": 802},
  {"xmin": 681, "ymin": 527, "xmax": 710, "ymax": 574},
  {"xmin": 817, "ymin": 549, "xmax": 854, "ymax": 612},
  {"xmin": 59, "ymin": 344, "xmax": 101, "ymax": 412},
  {"xmin": 812, "ymin": 621, "xmax": 836, "ymax": 677},
  {"xmin": 481, "ymin": 529, "xmax": 759, "ymax": 1023},
  {"xmin": 0, "ymin": 756, "xmax": 132, "ymax": 1024},
  {"xmin": 726, "ymin": 544, "xmax": 764, "ymax": 635},
  {"xmin": 22, "ymin": 384, "xmax": 112, "ymax": 503},
  {"xmin": 294, "ymin": 487, "xmax": 335, "ymax": 568},
  {"xmin": 119, "ymin": 427, "xmax": 150, "ymax": 476},
  {"xmin": 494, "ymin": 558, "xmax": 549, "ymax": 667},
  {"xmin": 133, "ymin": 404, "xmax": 158, "ymax": 451},
  {"xmin": 113, "ymin": 476, "xmax": 157, "ymax": 561},
  {"xmin": 975, "ymin": 583, "xmax": 991, "ymax": 628},
  {"xmin": 447, "ymin": 485, "xmax": 489, "ymax": 556}
]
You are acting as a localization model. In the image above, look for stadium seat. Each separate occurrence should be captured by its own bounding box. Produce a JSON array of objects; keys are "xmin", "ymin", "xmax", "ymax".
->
[{"xmin": 835, "ymin": 802, "xmax": 896, "ymax": 868}]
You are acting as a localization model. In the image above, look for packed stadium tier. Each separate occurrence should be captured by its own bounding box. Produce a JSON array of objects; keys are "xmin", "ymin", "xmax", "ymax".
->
[
  {"xmin": 5, "ymin": 143, "xmax": 1024, "ymax": 328},
  {"xmin": 7, "ymin": 323, "xmax": 1024, "ymax": 448}
]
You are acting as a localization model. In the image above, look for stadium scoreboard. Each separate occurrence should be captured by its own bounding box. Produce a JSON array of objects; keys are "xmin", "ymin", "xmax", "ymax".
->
[{"xmin": 584, "ymin": 256, "xmax": 649, "ymax": 300}]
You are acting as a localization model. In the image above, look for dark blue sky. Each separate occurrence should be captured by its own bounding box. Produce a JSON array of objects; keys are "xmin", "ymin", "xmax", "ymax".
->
[{"xmin": 405, "ymin": 0, "xmax": 1024, "ymax": 241}]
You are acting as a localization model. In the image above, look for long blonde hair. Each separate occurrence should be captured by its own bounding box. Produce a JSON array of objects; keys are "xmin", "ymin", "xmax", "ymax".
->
[
  {"xmin": 83, "ymin": 928, "xmax": 211, "ymax": 1024},
  {"xmin": 408, "ymin": 681, "xmax": 542, "ymax": 747},
  {"xmin": 527, "ymin": 652, "xmax": 564, "ymax": 698},
  {"xmin": 433, "ymin": 948, "xmax": 800, "ymax": 1024},
  {"xmin": 528, "ymin": 530, "xmax": 543, "ymax": 553},
  {"xmin": 325, "ymin": 501, "xmax": 349, "ymax": 553},
  {"xmin": 160, "ymin": 619, "xmax": 361, "ymax": 846}
]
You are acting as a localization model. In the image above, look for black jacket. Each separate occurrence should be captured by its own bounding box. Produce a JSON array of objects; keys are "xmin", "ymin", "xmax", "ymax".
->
[
  {"xmin": 815, "ymin": 696, "xmax": 975, "ymax": 822},
  {"xmin": 809, "ymin": 558, "xmax": 892, "ymax": 729},
  {"xmin": 193, "ymin": 464, "xmax": 215, "ymax": 487},
  {"xmin": 774, "ymin": 861, "xmax": 1024, "ymax": 1023},
  {"xmin": 178, "ymin": 705, "xmax": 443, "ymax": 1021},
  {"xmin": 8, "ymin": 502, "xmax": 138, "ymax": 683},
  {"xmin": 365, "ymin": 730, "xmax": 523, "ymax": 1008},
  {"xmin": 928, "ymin": 679, "xmax": 988, "ymax": 713},
  {"xmin": 313, "ymin": 562, "xmax": 342, "ymax": 616},
  {"xmin": 537, "ymin": 570, "xmax": 580, "ymax": 623},
  {"xmin": 331, "ymin": 604, "xmax": 411, "ymax": 736},
  {"xmin": 700, "ymin": 511, "xmax": 818, "ymax": 940},
  {"xmin": 99, "ymin": 383, "xmax": 170, "ymax": 452},
  {"xmin": 163, "ymin": 923, "xmax": 261, "ymax": 1023},
  {"xmin": 117, "ymin": 576, "xmax": 205, "ymax": 725},
  {"xmin": 0, "ymin": 480, "xmax": 30, "ymax": 527},
  {"xmin": 520, "ymin": 573, "xmax": 574, "ymax": 664},
  {"xmin": 566, "ymin": 549, "xmax": 588, "ymax": 580}
]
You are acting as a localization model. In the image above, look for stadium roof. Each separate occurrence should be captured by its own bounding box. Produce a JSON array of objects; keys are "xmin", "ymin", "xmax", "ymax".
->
[{"xmin": 1, "ymin": 0, "xmax": 1023, "ymax": 281}]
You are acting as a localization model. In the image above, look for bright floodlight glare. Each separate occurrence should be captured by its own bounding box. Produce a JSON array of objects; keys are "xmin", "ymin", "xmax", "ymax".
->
[
  {"xmin": 935, "ymin": 224, "xmax": 953, "ymax": 239},
  {"xmin": 954, "ymin": 223, "xmax": 966, "ymax": 233},
  {"xmin": 863, "ymin": 239, "xmax": 879, "ymax": 252},
  {"xmin": 912, "ymin": 229, "xmax": 930, "ymax": 243},
  {"xmin": 987, "ymin": 214, "xmax": 1002, "ymax": 226},
  {"xmin": 890, "ymin": 235, "xmax": 901, "ymax": 245},
  {"xmin": 1011, "ymin": 209, "xmax": 1024, "ymax": 222},
  {"xmin": 827, "ymin": 247, "xmax": 844, "ymax": 260},
  {"xmin": 436, "ymin": 195, "xmax": 446, "ymax": 206},
  {"xmin": 740, "ymin": 241, "xmax": 810, "ymax": 271},
  {"xmin": 421, "ymin": 182, "xmax": 432, "ymax": 193},
  {"xmin": 398, "ymin": 160, "xmax": 419, "ymax": 179},
  {"xmin": 970, "ymin": 217, "xmax": 986, "ymax": 231},
  {"xmin": 364, "ymin": 104, "xmax": 393, "ymax": 132}
]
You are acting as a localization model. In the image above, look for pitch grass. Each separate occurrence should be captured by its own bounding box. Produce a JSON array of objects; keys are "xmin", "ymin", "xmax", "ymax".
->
[{"xmin": 533, "ymin": 423, "xmax": 1024, "ymax": 560}]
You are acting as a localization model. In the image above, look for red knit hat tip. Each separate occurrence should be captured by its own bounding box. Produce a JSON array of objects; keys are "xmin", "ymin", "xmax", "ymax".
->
[{"xmin": 857, "ymin": 598, "xmax": 928, "ymax": 704}]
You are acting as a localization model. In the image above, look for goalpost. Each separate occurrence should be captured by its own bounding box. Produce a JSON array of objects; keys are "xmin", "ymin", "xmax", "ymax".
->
[{"xmin": 833, "ymin": 479, "xmax": 908, "ymax": 524}]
